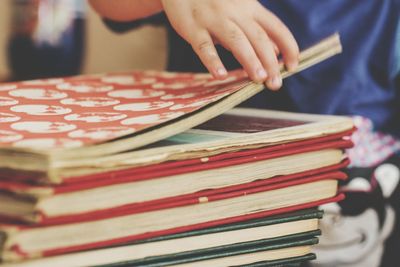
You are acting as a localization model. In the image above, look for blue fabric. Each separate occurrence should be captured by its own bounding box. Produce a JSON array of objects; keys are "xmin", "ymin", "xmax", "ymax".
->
[
  {"xmin": 395, "ymin": 22, "xmax": 400, "ymax": 75},
  {"xmin": 258, "ymin": 0, "xmax": 400, "ymax": 136}
]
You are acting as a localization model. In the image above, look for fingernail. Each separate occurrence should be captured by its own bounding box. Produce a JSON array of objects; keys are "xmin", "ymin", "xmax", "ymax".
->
[
  {"xmin": 216, "ymin": 67, "xmax": 227, "ymax": 78},
  {"xmin": 268, "ymin": 76, "xmax": 282, "ymax": 90},
  {"xmin": 256, "ymin": 68, "xmax": 268, "ymax": 80}
]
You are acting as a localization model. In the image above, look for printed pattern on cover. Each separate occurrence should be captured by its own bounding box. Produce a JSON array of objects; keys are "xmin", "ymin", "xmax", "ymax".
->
[{"xmin": 0, "ymin": 70, "xmax": 248, "ymax": 150}]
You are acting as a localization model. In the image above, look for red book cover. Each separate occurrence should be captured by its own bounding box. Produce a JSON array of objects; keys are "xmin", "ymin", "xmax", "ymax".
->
[
  {"xmin": 43, "ymin": 195, "xmax": 345, "ymax": 258},
  {"xmin": 0, "ymin": 136, "xmax": 352, "ymax": 193},
  {"xmin": 4, "ymin": 194, "xmax": 343, "ymax": 260},
  {"xmin": 0, "ymin": 172, "xmax": 346, "ymax": 260},
  {"xmin": 0, "ymin": 137, "xmax": 351, "ymax": 224},
  {"xmin": 0, "ymin": 70, "xmax": 249, "ymax": 150},
  {"xmin": 36, "ymin": 169, "xmax": 349, "ymax": 225}
]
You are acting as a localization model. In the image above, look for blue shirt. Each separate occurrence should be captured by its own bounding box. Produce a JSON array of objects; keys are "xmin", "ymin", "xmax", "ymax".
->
[{"xmin": 258, "ymin": 0, "xmax": 400, "ymax": 136}]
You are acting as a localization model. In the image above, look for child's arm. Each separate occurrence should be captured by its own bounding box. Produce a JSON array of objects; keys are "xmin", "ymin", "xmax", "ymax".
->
[{"xmin": 89, "ymin": 0, "xmax": 299, "ymax": 90}]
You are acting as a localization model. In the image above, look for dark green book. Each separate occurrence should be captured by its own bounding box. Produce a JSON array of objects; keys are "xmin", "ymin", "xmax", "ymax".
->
[
  {"xmin": 238, "ymin": 253, "xmax": 316, "ymax": 267},
  {"xmin": 5, "ymin": 210, "xmax": 322, "ymax": 267},
  {"xmin": 135, "ymin": 209, "xmax": 323, "ymax": 244},
  {"xmin": 102, "ymin": 234, "xmax": 319, "ymax": 267}
]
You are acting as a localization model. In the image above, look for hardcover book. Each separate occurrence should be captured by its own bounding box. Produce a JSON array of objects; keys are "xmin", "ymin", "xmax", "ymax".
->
[
  {"xmin": 0, "ymin": 34, "xmax": 345, "ymax": 184},
  {"xmin": 0, "ymin": 108, "xmax": 353, "ymax": 184},
  {"xmin": 0, "ymin": 128, "xmax": 351, "ymax": 223},
  {"xmin": 0, "ymin": 210, "xmax": 322, "ymax": 266},
  {"xmin": 0, "ymin": 173, "xmax": 344, "ymax": 261}
]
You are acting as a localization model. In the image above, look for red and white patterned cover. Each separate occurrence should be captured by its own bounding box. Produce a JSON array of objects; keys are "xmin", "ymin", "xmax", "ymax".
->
[{"xmin": 0, "ymin": 70, "xmax": 248, "ymax": 150}]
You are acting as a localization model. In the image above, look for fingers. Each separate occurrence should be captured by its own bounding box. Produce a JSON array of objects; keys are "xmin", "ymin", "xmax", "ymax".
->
[
  {"xmin": 234, "ymin": 21, "xmax": 282, "ymax": 90},
  {"xmin": 160, "ymin": 0, "xmax": 298, "ymax": 90},
  {"xmin": 191, "ymin": 30, "xmax": 228, "ymax": 79},
  {"xmin": 210, "ymin": 22, "xmax": 268, "ymax": 83},
  {"xmin": 256, "ymin": 8, "xmax": 299, "ymax": 71}
]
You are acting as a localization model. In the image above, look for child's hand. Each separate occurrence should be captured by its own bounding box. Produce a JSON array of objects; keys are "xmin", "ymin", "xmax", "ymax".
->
[{"xmin": 161, "ymin": 0, "xmax": 299, "ymax": 90}]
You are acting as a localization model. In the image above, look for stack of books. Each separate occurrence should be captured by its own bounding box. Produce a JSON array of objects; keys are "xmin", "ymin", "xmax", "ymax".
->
[{"xmin": 0, "ymin": 34, "xmax": 353, "ymax": 267}]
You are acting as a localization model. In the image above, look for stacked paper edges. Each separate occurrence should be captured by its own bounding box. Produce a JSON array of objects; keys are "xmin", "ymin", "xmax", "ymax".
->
[{"xmin": 0, "ymin": 104, "xmax": 354, "ymax": 266}]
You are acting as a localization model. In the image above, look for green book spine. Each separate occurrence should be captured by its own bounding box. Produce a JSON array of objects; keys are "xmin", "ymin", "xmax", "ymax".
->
[
  {"xmin": 131, "ymin": 209, "xmax": 323, "ymax": 246},
  {"xmin": 237, "ymin": 253, "xmax": 316, "ymax": 267},
  {"xmin": 100, "ymin": 234, "xmax": 319, "ymax": 267}
]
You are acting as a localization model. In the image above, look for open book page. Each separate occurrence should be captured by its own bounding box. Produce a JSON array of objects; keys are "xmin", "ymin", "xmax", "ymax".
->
[{"xmin": 152, "ymin": 113, "xmax": 309, "ymax": 147}]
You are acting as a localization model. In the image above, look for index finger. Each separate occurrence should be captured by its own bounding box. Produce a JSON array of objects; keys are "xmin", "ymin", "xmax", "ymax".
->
[{"xmin": 256, "ymin": 8, "xmax": 299, "ymax": 71}]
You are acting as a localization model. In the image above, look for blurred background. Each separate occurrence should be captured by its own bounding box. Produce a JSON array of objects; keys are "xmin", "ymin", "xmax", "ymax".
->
[{"xmin": 0, "ymin": 0, "xmax": 167, "ymax": 81}]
